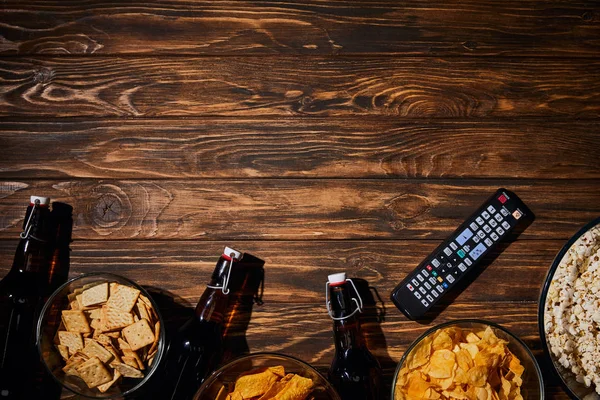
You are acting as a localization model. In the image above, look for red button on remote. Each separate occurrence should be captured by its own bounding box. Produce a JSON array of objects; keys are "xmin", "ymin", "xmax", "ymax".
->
[
  {"xmin": 498, "ymin": 194, "xmax": 507, "ymax": 204},
  {"xmin": 426, "ymin": 265, "xmax": 433, "ymax": 271}
]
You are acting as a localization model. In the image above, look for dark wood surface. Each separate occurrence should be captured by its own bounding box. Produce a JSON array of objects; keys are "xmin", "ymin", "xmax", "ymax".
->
[{"xmin": 1, "ymin": 1, "xmax": 599, "ymax": 399}]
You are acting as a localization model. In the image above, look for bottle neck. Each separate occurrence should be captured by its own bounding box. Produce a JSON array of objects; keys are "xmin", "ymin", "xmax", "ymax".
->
[
  {"xmin": 330, "ymin": 284, "xmax": 365, "ymax": 351},
  {"xmin": 12, "ymin": 203, "xmax": 53, "ymax": 275},
  {"xmin": 194, "ymin": 256, "xmax": 232, "ymax": 323}
]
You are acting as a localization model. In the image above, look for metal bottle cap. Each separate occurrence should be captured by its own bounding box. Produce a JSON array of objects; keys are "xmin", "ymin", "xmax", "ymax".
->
[
  {"xmin": 328, "ymin": 272, "xmax": 347, "ymax": 285},
  {"xmin": 30, "ymin": 196, "xmax": 50, "ymax": 206}
]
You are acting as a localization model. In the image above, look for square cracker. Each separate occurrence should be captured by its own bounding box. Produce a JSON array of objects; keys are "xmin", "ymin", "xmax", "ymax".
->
[
  {"xmin": 82, "ymin": 282, "xmax": 109, "ymax": 307},
  {"xmin": 123, "ymin": 319, "xmax": 155, "ymax": 351},
  {"xmin": 58, "ymin": 331, "xmax": 83, "ymax": 352},
  {"xmin": 101, "ymin": 306, "xmax": 134, "ymax": 331},
  {"xmin": 106, "ymin": 284, "xmax": 140, "ymax": 312},
  {"xmin": 62, "ymin": 310, "xmax": 91, "ymax": 333},
  {"xmin": 97, "ymin": 370, "xmax": 121, "ymax": 393},
  {"xmin": 114, "ymin": 362, "xmax": 144, "ymax": 378},
  {"xmin": 82, "ymin": 339, "xmax": 114, "ymax": 364},
  {"xmin": 76, "ymin": 356, "xmax": 112, "ymax": 388}
]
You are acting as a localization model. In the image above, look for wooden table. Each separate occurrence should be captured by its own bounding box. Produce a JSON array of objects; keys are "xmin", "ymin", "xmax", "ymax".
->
[{"xmin": 1, "ymin": 1, "xmax": 599, "ymax": 398}]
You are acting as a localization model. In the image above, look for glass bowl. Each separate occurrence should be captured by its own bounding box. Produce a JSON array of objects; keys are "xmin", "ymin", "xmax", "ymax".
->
[
  {"xmin": 391, "ymin": 319, "xmax": 544, "ymax": 400},
  {"xmin": 36, "ymin": 272, "xmax": 166, "ymax": 399},
  {"xmin": 539, "ymin": 217, "xmax": 600, "ymax": 399},
  {"xmin": 194, "ymin": 352, "xmax": 341, "ymax": 400}
]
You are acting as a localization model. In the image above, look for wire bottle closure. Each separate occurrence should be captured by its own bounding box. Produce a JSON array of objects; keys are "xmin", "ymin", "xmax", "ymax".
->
[
  {"xmin": 326, "ymin": 278, "xmax": 364, "ymax": 321},
  {"xmin": 20, "ymin": 199, "xmax": 40, "ymax": 240},
  {"xmin": 206, "ymin": 252, "xmax": 238, "ymax": 294}
]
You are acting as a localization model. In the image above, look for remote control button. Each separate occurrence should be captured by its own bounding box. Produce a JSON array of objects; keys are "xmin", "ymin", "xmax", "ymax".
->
[
  {"xmin": 421, "ymin": 299, "xmax": 429, "ymax": 307},
  {"xmin": 502, "ymin": 221, "xmax": 511, "ymax": 230},
  {"xmin": 457, "ymin": 249, "xmax": 466, "ymax": 258},
  {"xmin": 490, "ymin": 232, "xmax": 499, "ymax": 241},
  {"xmin": 444, "ymin": 247, "xmax": 452, "ymax": 256},
  {"xmin": 476, "ymin": 217, "xmax": 484, "ymax": 225},
  {"xmin": 456, "ymin": 227, "xmax": 474, "ymax": 245},
  {"xmin": 484, "ymin": 238, "xmax": 493, "ymax": 246},
  {"xmin": 458, "ymin": 263, "xmax": 467, "ymax": 272},
  {"xmin": 437, "ymin": 276, "xmax": 443, "ymax": 283},
  {"xmin": 426, "ymin": 265, "xmax": 433, "ymax": 271},
  {"xmin": 431, "ymin": 290, "xmax": 439, "ymax": 298},
  {"xmin": 473, "ymin": 235, "xmax": 480, "ymax": 243},
  {"xmin": 421, "ymin": 269, "xmax": 429, "ymax": 276},
  {"xmin": 419, "ymin": 287, "xmax": 427, "ymax": 295},
  {"xmin": 512, "ymin": 210, "xmax": 522, "ymax": 220},
  {"xmin": 496, "ymin": 227, "xmax": 505, "ymax": 235},
  {"xmin": 426, "ymin": 295, "xmax": 434, "ymax": 302},
  {"xmin": 469, "ymin": 243, "xmax": 487, "ymax": 260},
  {"xmin": 462, "ymin": 244, "xmax": 471, "ymax": 252},
  {"xmin": 498, "ymin": 194, "xmax": 507, "ymax": 204},
  {"xmin": 450, "ymin": 242, "xmax": 458, "ymax": 251},
  {"xmin": 446, "ymin": 275, "xmax": 455, "ymax": 283},
  {"xmin": 424, "ymin": 282, "xmax": 432, "ymax": 290},
  {"xmin": 482, "ymin": 211, "xmax": 490, "ymax": 219},
  {"xmin": 483, "ymin": 225, "xmax": 491, "ymax": 233},
  {"xmin": 417, "ymin": 274, "xmax": 425, "ymax": 282},
  {"xmin": 464, "ymin": 258, "xmax": 472, "ymax": 266},
  {"xmin": 477, "ymin": 231, "xmax": 486, "ymax": 239},
  {"xmin": 411, "ymin": 279, "xmax": 419, "ymax": 286},
  {"xmin": 432, "ymin": 259, "xmax": 440, "ymax": 268},
  {"xmin": 500, "ymin": 208, "xmax": 509, "ymax": 216},
  {"xmin": 487, "ymin": 205, "xmax": 496, "ymax": 214},
  {"xmin": 445, "ymin": 262, "xmax": 453, "ymax": 269},
  {"xmin": 470, "ymin": 222, "xmax": 478, "ymax": 231},
  {"xmin": 489, "ymin": 219, "xmax": 497, "ymax": 228},
  {"xmin": 407, "ymin": 284, "xmax": 414, "ymax": 291},
  {"xmin": 429, "ymin": 277, "xmax": 437, "ymax": 285},
  {"xmin": 432, "ymin": 271, "xmax": 438, "ymax": 277},
  {"xmin": 442, "ymin": 282, "xmax": 449, "ymax": 289},
  {"xmin": 436, "ymin": 285, "xmax": 444, "ymax": 292},
  {"xmin": 414, "ymin": 292, "xmax": 421, "ymax": 299},
  {"xmin": 495, "ymin": 213, "xmax": 503, "ymax": 222}
]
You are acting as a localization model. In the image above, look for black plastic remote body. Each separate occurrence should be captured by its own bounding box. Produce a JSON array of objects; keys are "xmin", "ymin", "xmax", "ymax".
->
[{"xmin": 390, "ymin": 188, "xmax": 534, "ymax": 320}]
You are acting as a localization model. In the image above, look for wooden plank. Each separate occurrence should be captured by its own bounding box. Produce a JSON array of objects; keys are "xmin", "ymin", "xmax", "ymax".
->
[
  {"xmin": 1, "ymin": 57, "xmax": 599, "ymax": 118},
  {"xmin": 1, "ymin": 119, "xmax": 599, "ymax": 179},
  {"xmin": 0, "ymin": 1, "xmax": 598, "ymax": 57},
  {"xmin": 0, "ymin": 239, "xmax": 559, "ymax": 304},
  {"xmin": 1, "ymin": 180, "xmax": 598, "ymax": 240}
]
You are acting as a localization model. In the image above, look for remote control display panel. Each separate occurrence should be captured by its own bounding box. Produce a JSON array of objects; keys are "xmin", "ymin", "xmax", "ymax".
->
[{"xmin": 390, "ymin": 189, "xmax": 533, "ymax": 320}]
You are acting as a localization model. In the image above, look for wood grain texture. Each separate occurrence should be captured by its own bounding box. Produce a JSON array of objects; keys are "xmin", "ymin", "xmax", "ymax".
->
[
  {"xmin": 1, "ymin": 119, "xmax": 599, "ymax": 179},
  {"xmin": 0, "ymin": 0, "xmax": 598, "ymax": 57},
  {"xmin": 0, "ymin": 180, "xmax": 598, "ymax": 240},
  {"xmin": 2, "ymin": 57, "xmax": 600, "ymax": 118},
  {"xmin": 0, "ymin": 239, "xmax": 559, "ymax": 304}
]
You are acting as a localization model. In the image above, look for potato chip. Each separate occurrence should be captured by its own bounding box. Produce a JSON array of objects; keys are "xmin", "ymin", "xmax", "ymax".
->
[
  {"xmin": 394, "ymin": 326, "xmax": 525, "ymax": 400},
  {"xmin": 226, "ymin": 366, "xmax": 313, "ymax": 400}
]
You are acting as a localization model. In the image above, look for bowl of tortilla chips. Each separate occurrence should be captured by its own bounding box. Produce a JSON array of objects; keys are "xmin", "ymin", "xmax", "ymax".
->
[
  {"xmin": 37, "ymin": 272, "xmax": 166, "ymax": 398},
  {"xmin": 194, "ymin": 352, "xmax": 341, "ymax": 400},
  {"xmin": 392, "ymin": 320, "xmax": 543, "ymax": 400}
]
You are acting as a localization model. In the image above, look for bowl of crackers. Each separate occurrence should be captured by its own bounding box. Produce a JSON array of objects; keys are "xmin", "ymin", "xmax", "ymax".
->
[
  {"xmin": 36, "ymin": 272, "xmax": 166, "ymax": 398},
  {"xmin": 392, "ymin": 320, "xmax": 544, "ymax": 400},
  {"xmin": 193, "ymin": 352, "xmax": 341, "ymax": 400}
]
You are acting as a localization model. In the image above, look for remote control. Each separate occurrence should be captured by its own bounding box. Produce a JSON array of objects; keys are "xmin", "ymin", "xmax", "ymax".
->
[{"xmin": 390, "ymin": 188, "xmax": 534, "ymax": 320}]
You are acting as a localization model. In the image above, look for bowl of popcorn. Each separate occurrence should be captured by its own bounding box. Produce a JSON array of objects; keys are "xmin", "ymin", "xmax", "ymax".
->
[
  {"xmin": 392, "ymin": 320, "xmax": 544, "ymax": 400},
  {"xmin": 36, "ymin": 273, "xmax": 166, "ymax": 398},
  {"xmin": 540, "ymin": 217, "xmax": 600, "ymax": 399},
  {"xmin": 194, "ymin": 353, "xmax": 341, "ymax": 400}
]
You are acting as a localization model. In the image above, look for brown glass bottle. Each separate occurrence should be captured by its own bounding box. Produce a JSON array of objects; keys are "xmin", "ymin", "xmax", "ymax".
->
[
  {"xmin": 327, "ymin": 273, "xmax": 383, "ymax": 400},
  {"xmin": 0, "ymin": 196, "xmax": 54, "ymax": 399},
  {"xmin": 159, "ymin": 247, "xmax": 242, "ymax": 400}
]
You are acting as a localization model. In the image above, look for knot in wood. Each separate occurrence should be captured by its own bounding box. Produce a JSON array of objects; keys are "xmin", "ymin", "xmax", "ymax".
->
[
  {"xmin": 386, "ymin": 193, "xmax": 431, "ymax": 221},
  {"xmin": 582, "ymin": 11, "xmax": 594, "ymax": 22},
  {"xmin": 32, "ymin": 67, "xmax": 54, "ymax": 85},
  {"xmin": 462, "ymin": 41, "xmax": 478, "ymax": 51},
  {"xmin": 88, "ymin": 185, "xmax": 132, "ymax": 234}
]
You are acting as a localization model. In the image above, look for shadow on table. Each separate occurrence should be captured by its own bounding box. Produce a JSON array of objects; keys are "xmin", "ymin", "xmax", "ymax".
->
[{"xmin": 352, "ymin": 278, "xmax": 396, "ymax": 392}]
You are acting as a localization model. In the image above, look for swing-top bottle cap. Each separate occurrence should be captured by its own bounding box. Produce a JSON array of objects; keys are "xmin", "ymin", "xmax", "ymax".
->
[
  {"xmin": 222, "ymin": 246, "xmax": 242, "ymax": 261},
  {"xmin": 30, "ymin": 196, "xmax": 50, "ymax": 206},
  {"xmin": 328, "ymin": 272, "xmax": 346, "ymax": 286}
]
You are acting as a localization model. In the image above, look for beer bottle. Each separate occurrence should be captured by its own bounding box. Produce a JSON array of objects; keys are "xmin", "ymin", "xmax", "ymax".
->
[
  {"xmin": 0, "ymin": 196, "xmax": 54, "ymax": 399},
  {"xmin": 159, "ymin": 247, "xmax": 243, "ymax": 400},
  {"xmin": 326, "ymin": 273, "xmax": 383, "ymax": 400},
  {"xmin": 47, "ymin": 202, "xmax": 72, "ymax": 294}
]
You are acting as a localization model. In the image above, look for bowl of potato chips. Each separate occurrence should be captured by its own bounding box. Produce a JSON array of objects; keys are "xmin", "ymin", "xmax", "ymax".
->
[
  {"xmin": 36, "ymin": 273, "xmax": 166, "ymax": 398},
  {"xmin": 193, "ymin": 352, "xmax": 341, "ymax": 400},
  {"xmin": 392, "ymin": 320, "xmax": 543, "ymax": 400}
]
